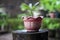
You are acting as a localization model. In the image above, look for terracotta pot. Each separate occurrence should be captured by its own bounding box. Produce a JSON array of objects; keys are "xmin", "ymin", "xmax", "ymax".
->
[{"xmin": 23, "ymin": 16, "xmax": 42, "ymax": 32}]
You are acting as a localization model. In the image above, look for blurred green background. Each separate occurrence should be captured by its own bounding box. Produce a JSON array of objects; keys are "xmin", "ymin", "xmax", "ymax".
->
[{"xmin": 0, "ymin": 13, "xmax": 60, "ymax": 31}]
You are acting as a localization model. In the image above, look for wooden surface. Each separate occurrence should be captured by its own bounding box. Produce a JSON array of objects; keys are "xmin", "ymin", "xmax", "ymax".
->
[
  {"xmin": 0, "ymin": 33, "xmax": 60, "ymax": 40},
  {"xmin": 12, "ymin": 29, "xmax": 48, "ymax": 40}
]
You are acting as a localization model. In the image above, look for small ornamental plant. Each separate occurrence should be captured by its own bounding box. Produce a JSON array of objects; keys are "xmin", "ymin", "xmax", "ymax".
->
[
  {"xmin": 20, "ymin": 2, "xmax": 43, "ymax": 32},
  {"xmin": 20, "ymin": 2, "xmax": 40, "ymax": 17}
]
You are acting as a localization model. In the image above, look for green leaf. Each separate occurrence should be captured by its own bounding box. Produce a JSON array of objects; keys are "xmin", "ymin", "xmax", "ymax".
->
[
  {"xmin": 40, "ymin": 0, "xmax": 57, "ymax": 12},
  {"xmin": 20, "ymin": 3, "xmax": 29, "ymax": 11},
  {"xmin": 48, "ymin": 23, "xmax": 55, "ymax": 29}
]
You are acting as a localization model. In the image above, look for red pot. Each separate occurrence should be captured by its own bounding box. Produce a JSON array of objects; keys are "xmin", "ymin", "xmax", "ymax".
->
[{"xmin": 23, "ymin": 16, "xmax": 42, "ymax": 32}]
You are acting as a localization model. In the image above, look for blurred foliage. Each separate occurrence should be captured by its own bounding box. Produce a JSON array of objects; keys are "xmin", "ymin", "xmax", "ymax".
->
[
  {"xmin": 40, "ymin": 0, "xmax": 60, "ymax": 12},
  {"xmin": 20, "ymin": 2, "xmax": 40, "ymax": 16},
  {"xmin": 7, "ymin": 18, "xmax": 24, "ymax": 30},
  {"xmin": 17, "ymin": 13, "xmax": 27, "ymax": 18},
  {"xmin": 1, "ymin": 13, "xmax": 60, "ymax": 30},
  {"xmin": 42, "ymin": 18, "xmax": 60, "ymax": 30},
  {"xmin": 0, "ymin": 12, "xmax": 8, "ymax": 26},
  {"xmin": 0, "ymin": 13, "xmax": 8, "ymax": 19},
  {"xmin": 0, "ymin": 14, "xmax": 25, "ymax": 30},
  {"xmin": 6, "ymin": 14, "xmax": 25, "ymax": 30}
]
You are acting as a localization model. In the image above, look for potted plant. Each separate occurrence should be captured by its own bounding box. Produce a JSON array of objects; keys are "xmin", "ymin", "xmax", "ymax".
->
[
  {"xmin": 20, "ymin": 2, "xmax": 43, "ymax": 32},
  {"xmin": 0, "ymin": 7, "xmax": 8, "ymax": 32},
  {"xmin": 42, "ymin": 18, "xmax": 60, "ymax": 38},
  {"xmin": 0, "ymin": 12, "xmax": 7, "ymax": 32},
  {"xmin": 40, "ymin": 0, "xmax": 57, "ymax": 18}
]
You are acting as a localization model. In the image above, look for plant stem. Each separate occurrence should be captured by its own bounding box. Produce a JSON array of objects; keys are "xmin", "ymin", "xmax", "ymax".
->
[
  {"xmin": 31, "ymin": 10, "xmax": 33, "ymax": 16},
  {"xmin": 28, "ymin": 9, "xmax": 33, "ymax": 16}
]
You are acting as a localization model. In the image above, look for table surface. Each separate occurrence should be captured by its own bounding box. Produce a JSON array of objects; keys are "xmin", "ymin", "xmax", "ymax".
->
[{"xmin": 12, "ymin": 29, "xmax": 48, "ymax": 34}]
